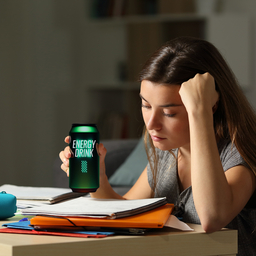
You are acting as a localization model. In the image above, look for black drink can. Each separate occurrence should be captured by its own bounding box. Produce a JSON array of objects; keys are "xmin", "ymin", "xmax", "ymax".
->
[{"xmin": 69, "ymin": 123, "xmax": 99, "ymax": 193}]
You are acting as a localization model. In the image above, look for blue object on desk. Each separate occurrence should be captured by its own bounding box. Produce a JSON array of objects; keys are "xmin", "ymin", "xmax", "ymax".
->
[
  {"xmin": 0, "ymin": 191, "xmax": 17, "ymax": 220},
  {"xmin": 3, "ymin": 220, "xmax": 33, "ymax": 230},
  {"xmin": 2, "ymin": 220, "xmax": 114, "ymax": 236}
]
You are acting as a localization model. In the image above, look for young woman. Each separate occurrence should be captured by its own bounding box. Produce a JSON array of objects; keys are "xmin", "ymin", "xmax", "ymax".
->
[{"xmin": 59, "ymin": 37, "xmax": 256, "ymax": 255}]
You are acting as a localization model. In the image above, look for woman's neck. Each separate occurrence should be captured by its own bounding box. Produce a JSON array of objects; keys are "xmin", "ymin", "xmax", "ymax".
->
[{"xmin": 177, "ymin": 145, "xmax": 191, "ymax": 192}]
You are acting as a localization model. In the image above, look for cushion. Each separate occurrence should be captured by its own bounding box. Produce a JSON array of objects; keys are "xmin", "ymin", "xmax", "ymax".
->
[{"xmin": 109, "ymin": 138, "xmax": 148, "ymax": 186}]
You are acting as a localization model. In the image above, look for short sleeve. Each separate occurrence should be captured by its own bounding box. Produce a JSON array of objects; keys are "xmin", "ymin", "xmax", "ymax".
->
[{"xmin": 219, "ymin": 142, "xmax": 250, "ymax": 172}]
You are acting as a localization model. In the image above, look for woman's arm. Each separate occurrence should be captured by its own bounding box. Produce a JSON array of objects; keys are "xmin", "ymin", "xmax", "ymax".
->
[
  {"xmin": 59, "ymin": 137, "xmax": 152, "ymax": 200},
  {"xmin": 123, "ymin": 166, "xmax": 153, "ymax": 199},
  {"xmin": 90, "ymin": 144, "xmax": 152, "ymax": 200},
  {"xmin": 179, "ymin": 73, "xmax": 256, "ymax": 233}
]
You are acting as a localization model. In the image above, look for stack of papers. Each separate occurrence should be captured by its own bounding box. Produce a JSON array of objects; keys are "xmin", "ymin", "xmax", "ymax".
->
[
  {"xmin": 20, "ymin": 197, "xmax": 167, "ymax": 219},
  {"xmin": 0, "ymin": 184, "xmax": 193, "ymax": 232}
]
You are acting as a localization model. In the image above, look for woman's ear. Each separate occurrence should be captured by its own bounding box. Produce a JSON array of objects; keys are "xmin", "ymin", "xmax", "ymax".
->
[
  {"xmin": 212, "ymin": 100, "xmax": 219, "ymax": 114},
  {"xmin": 212, "ymin": 89, "xmax": 220, "ymax": 114}
]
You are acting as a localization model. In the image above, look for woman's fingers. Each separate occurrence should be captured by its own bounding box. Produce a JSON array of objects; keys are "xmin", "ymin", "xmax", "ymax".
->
[
  {"xmin": 64, "ymin": 136, "xmax": 71, "ymax": 144},
  {"xmin": 59, "ymin": 146, "xmax": 72, "ymax": 162},
  {"xmin": 61, "ymin": 162, "xmax": 69, "ymax": 176},
  {"xmin": 180, "ymin": 72, "xmax": 218, "ymax": 113},
  {"xmin": 59, "ymin": 145, "xmax": 73, "ymax": 176},
  {"xmin": 58, "ymin": 136, "xmax": 72, "ymax": 176},
  {"xmin": 96, "ymin": 143, "xmax": 107, "ymax": 159},
  {"xmin": 96, "ymin": 143, "xmax": 107, "ymax": 176}
]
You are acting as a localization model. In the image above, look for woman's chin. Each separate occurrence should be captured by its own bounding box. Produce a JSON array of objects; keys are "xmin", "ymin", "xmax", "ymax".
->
[{"xmin": 153, "ymin": 141, "xmax": 172, "ymax": 151}]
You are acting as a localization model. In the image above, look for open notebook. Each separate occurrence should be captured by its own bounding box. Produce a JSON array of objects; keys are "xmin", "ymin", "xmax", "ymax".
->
[{"xmin": 0, "ymin": 184, "xmax": 85, "ymax": 205}]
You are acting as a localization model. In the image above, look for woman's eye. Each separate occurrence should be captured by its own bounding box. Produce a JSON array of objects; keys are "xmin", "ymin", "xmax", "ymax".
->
[
  {"xmin": 141, "ymin": 103, "xmax": 151, "ymax": 109},
  {"xmin": 163, "ymin": 112, "xmax": 176, "ymax": 117}
]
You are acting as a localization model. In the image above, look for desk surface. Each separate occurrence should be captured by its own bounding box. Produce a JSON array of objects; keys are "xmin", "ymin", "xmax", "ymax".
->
[{"xmin": 0, "ymin": 217, "xmax": 237, "ymax": 256}]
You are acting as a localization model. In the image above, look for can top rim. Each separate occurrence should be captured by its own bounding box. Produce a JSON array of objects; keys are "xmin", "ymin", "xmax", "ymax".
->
[
  {"xmin": 70, "ymin": 125, "xmax": 98, "ymax": 133},
  {"xmin": 72, "ymin": 123, "xmax": 97, "ymax": 128}
]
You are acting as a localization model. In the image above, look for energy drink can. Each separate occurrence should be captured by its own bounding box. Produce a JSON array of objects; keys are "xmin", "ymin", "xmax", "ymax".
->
[{"xmin": 69, "ymin": 123, "xmax": 99, "ymax": 193}]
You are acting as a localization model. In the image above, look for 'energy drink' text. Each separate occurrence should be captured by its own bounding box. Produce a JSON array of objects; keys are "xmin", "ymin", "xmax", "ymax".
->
[{"xmin": 72, "ymin": 140, "xmax": 96, "ymax": 158}]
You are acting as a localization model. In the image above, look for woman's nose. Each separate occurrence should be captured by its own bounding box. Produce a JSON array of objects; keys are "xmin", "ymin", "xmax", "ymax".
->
[{"xmin": 147, "ymin": 112, "xmax": 162, "ymax": 131}]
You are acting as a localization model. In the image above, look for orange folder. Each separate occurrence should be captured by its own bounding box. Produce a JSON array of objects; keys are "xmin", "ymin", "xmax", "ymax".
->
[{"xmin": 30, "ymin": 204, "xmax": 174, "ymax": 229}]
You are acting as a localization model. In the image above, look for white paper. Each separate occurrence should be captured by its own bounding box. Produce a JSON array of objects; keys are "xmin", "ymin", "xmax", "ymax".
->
[
  {"xmin": 164, "ymin": 215, "xmax": 194, "ymax": 231},
  {"xmin": 16, "ymin": 200, "xmax": 50, "ymax": 209},
  {"xmin": 21, "ymin": 197, "xmax": 167, "ymax": 218},
  {"xmin": 0, "ymin": 184, "xmax": 72, "ymax": 200}
]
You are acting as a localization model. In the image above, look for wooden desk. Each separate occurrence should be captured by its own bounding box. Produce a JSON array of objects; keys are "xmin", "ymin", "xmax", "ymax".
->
[{"xmin": 0, "ymin": 217, "xmax": 237, "ymax": 256}]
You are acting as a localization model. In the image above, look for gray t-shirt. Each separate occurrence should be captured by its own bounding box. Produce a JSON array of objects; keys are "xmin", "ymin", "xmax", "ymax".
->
[{"xmin": 147, "ymin": 141, "xmax": 256, "ymax": 255}]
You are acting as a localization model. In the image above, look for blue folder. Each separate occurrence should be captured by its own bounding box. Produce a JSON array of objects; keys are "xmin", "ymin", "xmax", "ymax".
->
[{"xmin": 2, "ymin": 218, "xmax": 114, "ymax": 236}]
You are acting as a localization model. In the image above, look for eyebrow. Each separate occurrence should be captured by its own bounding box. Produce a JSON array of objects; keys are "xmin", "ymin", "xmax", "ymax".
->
[{"xmin": 139, "ymin": 94, "xmax": 182, "ymax": 108}]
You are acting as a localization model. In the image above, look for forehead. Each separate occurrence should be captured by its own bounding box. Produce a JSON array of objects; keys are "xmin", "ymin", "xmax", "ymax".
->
[{"xmin": 140, "ymin": 80, "xmax": 182, "ymax": 104}]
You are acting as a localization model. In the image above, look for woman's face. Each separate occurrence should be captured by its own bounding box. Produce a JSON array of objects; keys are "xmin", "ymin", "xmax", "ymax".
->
[{"xmin": 140, "ymin": 80, "xmax": 190, "ymax": 151}]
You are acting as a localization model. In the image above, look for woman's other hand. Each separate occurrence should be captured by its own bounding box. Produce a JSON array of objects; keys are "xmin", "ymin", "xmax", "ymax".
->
[
  {"xmin": 179, "ymin": 72, "xmax": 219, "ymax": 115},
  {"xmin": 59, "ymin": 136, "xmax": 72, "ymax": 176}
]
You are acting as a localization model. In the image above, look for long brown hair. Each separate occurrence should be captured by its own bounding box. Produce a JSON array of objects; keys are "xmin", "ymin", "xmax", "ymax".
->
[{"xmin": 139, "ymin": 37, "xmax": 256, "ymax": 191}]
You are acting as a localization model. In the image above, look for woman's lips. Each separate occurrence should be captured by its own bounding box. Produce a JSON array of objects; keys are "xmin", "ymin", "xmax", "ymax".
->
[{"xmin": 150, "ymin": 135, "xmax": 166, "ymax": 142}]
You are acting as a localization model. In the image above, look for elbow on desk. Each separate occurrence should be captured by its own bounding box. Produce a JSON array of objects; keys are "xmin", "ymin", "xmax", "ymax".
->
[
  {"xmin": 201, "ymin": 223, "xmax": 221, "ymax": 233},
  {"xmin": 200, "ymin": 217, "xmax": 225, "ymax": 233},
  {"xmin": 197, "ymin": 206, "xmax": 230, "ymax": 233}
]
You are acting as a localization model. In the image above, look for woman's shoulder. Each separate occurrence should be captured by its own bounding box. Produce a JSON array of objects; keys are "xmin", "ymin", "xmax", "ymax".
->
[{"xmin": 218, "ymin": 139, "xmax": 250, "ymax": 171}]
